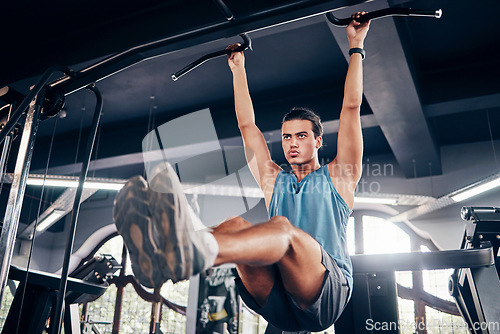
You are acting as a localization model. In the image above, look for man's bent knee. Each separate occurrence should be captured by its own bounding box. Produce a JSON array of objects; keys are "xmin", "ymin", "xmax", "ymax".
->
[
  {"xmin": 268, "ymin": 216, "xmax": 297, "ymax": 236},
  {"xmin": 269, "ymin": 216, "xmax": 315, "ymax": 257},
  {"xmin": 214, "ymin": 216, "xmax": 252, "ymax": 233}
]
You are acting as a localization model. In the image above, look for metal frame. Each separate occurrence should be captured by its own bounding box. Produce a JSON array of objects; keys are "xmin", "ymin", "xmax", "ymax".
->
[
  {"xmin": 0, "ymin": 65, "xmax": 72, "ymax": 312},
  {"xmin": 448, "ymin": 207, "xmax": 500, "ymax": 334},
  {"xmin": 0, "ymin": 92, "xmax": 44, "ymax": 305},
  {"xmin": 51, "ymin": 84, "xmax": 104, "ymax": 334}
]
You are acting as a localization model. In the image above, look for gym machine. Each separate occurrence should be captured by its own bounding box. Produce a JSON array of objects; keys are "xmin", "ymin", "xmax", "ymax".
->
[
  {"xmin": 1, "ymin": 253, "xmax": 120, "ymax": 334},
  {"xmin": 449, "ymin": 207, "xmax": 500, "ymax": 334},
  {"xmin": 335, "ymin": 206, "xmax": 500, "ymax": 334}
]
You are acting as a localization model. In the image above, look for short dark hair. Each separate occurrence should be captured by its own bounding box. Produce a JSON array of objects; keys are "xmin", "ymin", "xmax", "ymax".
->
[{"xmin": 282, "ymin": 107, "xmax": 323, "ymax": 138}]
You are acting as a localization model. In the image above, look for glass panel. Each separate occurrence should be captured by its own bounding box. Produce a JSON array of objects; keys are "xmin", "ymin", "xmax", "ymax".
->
[
  {"xmin": 346, "ymin": 216, "xmax": 355, "ymax": 254},
  {"xmin": 397, "ymin": 298, "xmax": 415, "ymax": 334},
  {"xmin": 79, "ymin": 235, "xmax": 188, "ymax": 333},
  {"xmin": 84, "ymin": 285, "xmax": 117, "ymax": 333},
  {"xmin": 0, "ymin": 282, "xmax": 15, "ymax": 329},
  {"xmin": 239, "ymin": 306, "xmax": 262, "ymax": 334},
  {"xmin": 363, "ymin": 216, "xmax": 411, "ymax": 254},
  {"xmin": 118, "ymin": 284, "xmax": 153, "ymax": 333},
  {"xmin": 363, "ymin": 215, "xmax": 414, "ymax": 331},
  {"xmin": 160, "ymin": 280, "xmax": 189, "ymax": 334},
  {"xmin": 160, "ymin": 279, "xmax": 189, "ymax": 306},
  {"xmin": 396, "ymin": 271, "xmax": 413, "ymax": 289},
  {"xmin": 425, "ymin": 306, "xmax": 469, "ymax": 334},
  {"xmin": 423, "ymin": 269, "xmax": 454, "ymax": 301}
]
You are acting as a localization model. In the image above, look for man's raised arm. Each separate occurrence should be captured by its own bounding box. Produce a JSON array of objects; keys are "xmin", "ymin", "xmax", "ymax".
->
[
  {"xmin": 227, "ymin": 45, "xmax": 281, "ymax": 192},
  {"xmin": 330, "ymin": 13, "xmax": 370, "ymax": 203}
]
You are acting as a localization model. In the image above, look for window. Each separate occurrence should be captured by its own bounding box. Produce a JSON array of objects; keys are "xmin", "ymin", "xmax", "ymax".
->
[
  {"xmin": 362, "ymin": 215, "xmax": 410, "ymax": 254},
  {"xmin": 348, "ymin": 215, "xmax": 467, "ymax": 334},
  {"xmin": 81, "ymin": 235, "xmax": 189, "ymax": 334}
]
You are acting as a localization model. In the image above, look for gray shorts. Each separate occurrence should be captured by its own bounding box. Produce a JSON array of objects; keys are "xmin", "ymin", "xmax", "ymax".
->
[{"xmin": 235, "ymin": 247, "xmax": 350, "ymax": 332}]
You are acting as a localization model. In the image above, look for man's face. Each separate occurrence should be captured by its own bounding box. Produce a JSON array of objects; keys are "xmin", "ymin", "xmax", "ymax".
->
[{"xmin": 281, "ymin": 119, "xmax": 322, "ymax": 165}]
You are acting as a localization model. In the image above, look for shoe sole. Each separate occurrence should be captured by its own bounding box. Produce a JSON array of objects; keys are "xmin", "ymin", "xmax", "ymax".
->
[
  {"xmin": 149, "ymin": 168, "xmax": 194, "ymax": 283},
  {"xmin": 114, "ymin": 176, "xmax": 163, "ymax": 288},
  {"xmin": 114, "ymin": 169, "xmax": 193, "ymax": 287}
]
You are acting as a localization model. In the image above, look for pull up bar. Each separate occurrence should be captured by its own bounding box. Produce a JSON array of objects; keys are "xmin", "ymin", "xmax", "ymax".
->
[
  {"xmin": 172, "ymin": 7, "xmax": 442, "ymax": 81},
  {"xmin": 171, "ymin": 33, "xmax": 252, "ymax": 81},
  {"xmin": 172, "ymin": 0, "xmax": 252, "ymax": 81},
  {"xmin": 326, "ymin": 7, "xmax": 442, "ymax": 26}
]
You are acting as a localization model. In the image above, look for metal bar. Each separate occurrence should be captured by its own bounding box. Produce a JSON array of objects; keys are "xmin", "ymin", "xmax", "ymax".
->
[
  {"xmin": 351, "ymin": 246, "xmax": 495, "ymax": 274},
  {"xmin": 0, "ymin": 137, "xmax": 11, "ymax": 179},
  {"xmin": 0, "ymin": 66, "xmax": 70, "ymax": 146},
  {"xmin": 111, "ymin": 245, "xmax": 128, "ymax": 334},
  {"xmin": 212, "ymin": 0, "xmax": 234, "ymax": 21},
  {"xmin": 51, "ymin": 84, "xmax": 103, "ymax": 334},
  {"xmin": 46, "ymin": 0, "xmax": 371, "ymax": 96},
  {"xmin": 171, "ymin": 33, "xmax": 251, "ymax": 81},
  {"xmin": 152, "ymin": 293, "xmax": 163, "ymax": 334},
  {"xmin": 0, "ymin": 90, "xmax": 44, "ymax": 306},
  {"xmin": 7, "ymin": 266, "xmax": 106, "ymax": 298},
  {"xmin": 326, "ymin": 7, "xmax": 442, "ymax": 26}
]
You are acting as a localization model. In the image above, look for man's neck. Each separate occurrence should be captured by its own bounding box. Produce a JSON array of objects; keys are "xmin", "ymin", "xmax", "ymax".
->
[{"xmin": 291, "ymin": 160, "xmax": 321, "ymax": 182}]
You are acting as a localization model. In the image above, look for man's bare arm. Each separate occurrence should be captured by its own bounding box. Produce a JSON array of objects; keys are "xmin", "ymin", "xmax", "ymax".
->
[
  {"xmin": 330, "ymin": 13, "xmax": 370, "ymax": 204},
  {"xmin": 228, "ymin": 45, "xmax": 281, "ymax": 194}
]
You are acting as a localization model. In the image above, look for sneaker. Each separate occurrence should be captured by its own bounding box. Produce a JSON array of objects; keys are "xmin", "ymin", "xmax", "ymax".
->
[{"xmin": 113, "ymin": 161, "xmax": 218, "ymax": 287}]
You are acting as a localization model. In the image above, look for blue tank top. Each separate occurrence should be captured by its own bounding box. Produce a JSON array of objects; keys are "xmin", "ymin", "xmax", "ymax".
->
[{"xmin": 268, "ymin": 165, "xmax": 353, "ymax": 290}]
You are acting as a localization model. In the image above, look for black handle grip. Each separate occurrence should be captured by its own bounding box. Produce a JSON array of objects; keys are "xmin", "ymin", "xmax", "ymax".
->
[
  {"xmin": 172, "ymin": 33, "xmax": 252, "ymax": 81},
  {"xmin": 326, "ymin": 8, "xmax": 442, "ymax": 27}
]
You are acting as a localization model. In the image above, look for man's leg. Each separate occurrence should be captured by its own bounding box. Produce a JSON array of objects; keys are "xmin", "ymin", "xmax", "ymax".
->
[
  {"xmin": 114, "ymin": 163, "xmax": 220, "ymax": 287},
  {"xmin": 212, "ymin": 216, "xmax": 326, "ymax": 310},
  {"xmin": 212, "ymin": 217, "xmax": 275, "ymax": 307},
  {"xmin": 114, "ymin": 162, "xmax": 326, "ymax": 309}
]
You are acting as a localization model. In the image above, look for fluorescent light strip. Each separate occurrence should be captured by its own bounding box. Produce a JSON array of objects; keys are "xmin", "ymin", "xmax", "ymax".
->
[
  {"xmin": 25, "ymin": 176, "xmax": 402, "ymax": 204},
  {"xmin": 354, "ymin": 196, "xmax": 398, "ymax": 205},
  {"xmin": 26, "ymin": 178, "xmax": 125, "ymax": 190},
  {"xmin": 451, "ymin": 177, "xmax": 500, "ymax": 202},
  {"xmin": 36, "ymin": 209, "xmax": 66, "ymax": 232}
]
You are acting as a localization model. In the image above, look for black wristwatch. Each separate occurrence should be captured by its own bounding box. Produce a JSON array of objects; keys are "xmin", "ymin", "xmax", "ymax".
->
[{"xmin": 348, "ymin": 48, "xmax": 366, "ymax": 60}]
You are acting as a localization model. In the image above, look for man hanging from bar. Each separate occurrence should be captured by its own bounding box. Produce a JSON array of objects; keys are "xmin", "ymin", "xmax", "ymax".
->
[{"xmin": 113, "ymin": 12, "xmax": 370, "ymax": 333}]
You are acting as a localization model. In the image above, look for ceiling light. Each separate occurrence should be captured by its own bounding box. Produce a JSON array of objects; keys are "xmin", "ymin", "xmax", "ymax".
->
[
  {"xmin": 451, "ymin": 176, "xmax": 500, "ymax": 202},
  {"xmin": 26, "ymin": 177, "xmax": 125, "ymax": 190},
  {"xmin": 81, "ymin": 181, "xmax": 124, "ymax": 190},
  {"xmin": 354, "ymin": 196, "xmax": 398, "ymax": 205},
  {"xmin": 36, "ymin": 209, "xmax": 66, "ymax": 232}
]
